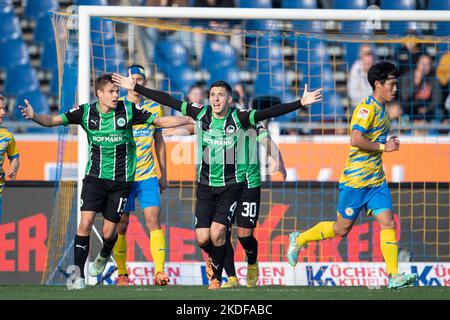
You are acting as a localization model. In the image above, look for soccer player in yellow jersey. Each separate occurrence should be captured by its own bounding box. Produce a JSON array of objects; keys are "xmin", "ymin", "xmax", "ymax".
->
[
  {"xmin": 286, "ymin": 62, "xmax": 419, "ymax": 289},
  {"xmin": 0, "ymin": 95, "xmax": 19, "ymax": 222},
  {"xmin": 113, "ymin": 65, "xmax": 183, "ymax": 286}
]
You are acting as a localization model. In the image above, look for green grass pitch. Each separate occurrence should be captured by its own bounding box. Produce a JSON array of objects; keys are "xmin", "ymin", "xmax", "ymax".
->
[{"xmin": 0, "ymin": 285, "xmax": 449, "ymax": 300}]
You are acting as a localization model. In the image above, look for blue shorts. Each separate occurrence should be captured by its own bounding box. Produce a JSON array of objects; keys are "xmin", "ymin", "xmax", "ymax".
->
[
  {"xmin": 125, "ymin": 177, "xmax": 160, "ymax": 212},
  {"xmin": 337, "ymin": 182, "xmax": 393, "ymax": 220}
]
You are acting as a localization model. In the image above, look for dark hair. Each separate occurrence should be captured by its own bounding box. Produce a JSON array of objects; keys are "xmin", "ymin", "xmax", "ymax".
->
[
  {"xmin": 95, "ymin": 74, "xmax": 114, "ymax": 97},
  {"xmin": 367, "ymin": 62, "xmax": 400, "ymax": 90},
  {"xmin": 209, "ymin": 80, "xmax": 232, "ymax": 95}
]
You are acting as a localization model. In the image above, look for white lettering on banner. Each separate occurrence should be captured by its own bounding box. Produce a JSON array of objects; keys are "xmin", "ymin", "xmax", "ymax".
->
[{"xmin": 87, "ymin": 262, "xmax": 450, "ymax": 287}]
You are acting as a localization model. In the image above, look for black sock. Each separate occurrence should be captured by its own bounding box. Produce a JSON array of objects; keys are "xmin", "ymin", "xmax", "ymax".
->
[
  {"xmin": 199, "ymin": 241, "xmax": 213, "ymax": 256},
  {"xmin": 100, "ymin": 235, "xmax": 118, "ymax": 259},
  {"xmin": 224, "ymin": 229, "xmax": 236, "ymax": 277},
  {"xmin": 239, "ymin": 236, "xmax": 258, "ymax": 265},
  {"xmin": 210, "ymin": 244, "xmax": 227, "ymax": 281},
  {"xmin": 74, "ymin": 235, "xmax": 90, "ymax": 279}
]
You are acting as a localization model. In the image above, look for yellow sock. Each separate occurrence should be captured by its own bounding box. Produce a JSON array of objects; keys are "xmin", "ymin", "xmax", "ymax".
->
[
  {"xmin": 150, "ymin": 229, "xmax": 166, "ymax": 274},
  {"xmin": 380, "ymin": 229, "xmax": 398, "ymax": 277},
  {"xmin": 113, "ymin": 234, "xmax": 128, "ymax": 276},
  {"xmin": 296, "ymin": 221, "xmax": 335, "ymax": 247}
]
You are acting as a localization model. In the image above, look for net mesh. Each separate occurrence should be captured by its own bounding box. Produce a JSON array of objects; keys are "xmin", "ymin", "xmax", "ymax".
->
[{"xmin": 42, "ymin": 11, "xmax": 450, "ymax": 285}]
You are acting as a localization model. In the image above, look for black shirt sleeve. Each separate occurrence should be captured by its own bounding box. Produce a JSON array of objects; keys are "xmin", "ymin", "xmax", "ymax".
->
[
  {"xmin": 62, "ymin": 104, "xmax": 85, "ymax": 125},
  {"xmin": 131, "ymin": 103, "xmax": 156, "ymax": 125},
  {"xmin": 236, "ymin": 100, "xmax": 303, "ymax": 129},
  {"xmin": 134, "ymin": 84, "xmax": 183, "ymax": 112}
]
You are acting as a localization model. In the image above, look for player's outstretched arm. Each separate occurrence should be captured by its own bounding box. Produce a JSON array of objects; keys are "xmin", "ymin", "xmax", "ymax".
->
[
  {"xmin": 112, "ymin": 73, "xmax": 184, "ymax": 112},
  {"xmin": 163, "ymin": 124, "xmax": 196, "ymax": 136},
  {"xmin": 351, "ymin": 131, "xmax": 400, "ymax": 152},
  {"xmin": 238, "ymin": 84, "xmax": 322, "ymax": 127},
  {"xmin": 19, "ymin": 99, "xmax": 64, "ymax": 127},
  {"xmin": 153, "ymin": 116, "xmax": 194, "ymax": 128}
]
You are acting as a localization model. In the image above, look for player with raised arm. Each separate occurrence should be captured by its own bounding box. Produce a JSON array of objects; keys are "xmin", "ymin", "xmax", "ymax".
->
[
  {"xmin": 112, "ymin": 73, "xmax": 322, "ymax": 289},
  {"xmin": 286, "ymin": 62, "xmax": 419, "ymax": 290},
  {"xmin": 113, "ymin": 65, "xmax": 178, "ymax": 286},
  {"xmin": 19, "ymin": 74, "xmax": 192, "ymax": 290},
  {"xmin": 0, "ymin": 95, "xmax": 19, "ymax": 222}
]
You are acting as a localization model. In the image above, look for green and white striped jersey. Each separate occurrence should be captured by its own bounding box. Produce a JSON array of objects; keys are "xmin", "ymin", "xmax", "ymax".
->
[
  {"xmin": 61, "ymin": 100, "xmax": 156, "ymax": 182},
  {"xmin": 181, "ymin": 102, "xmax": 263, "ymax": 187}
]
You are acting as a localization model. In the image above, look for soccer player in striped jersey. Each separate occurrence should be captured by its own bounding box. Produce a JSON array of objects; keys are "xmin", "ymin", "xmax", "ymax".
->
[
  {"xmin": 221, "ymin": 120, "xmax": 287, "ymax": 288},
  {"xmin": 0, "ymin": 94, "xmax": 20, "ymax": 222},
  {"xmin": 113, "ymin": 65, "xmax": 174, "ymax": 286},
  {"xmin": 19, "ymin": 74, "xmax": 191, "ymax": 290},
  {"xmin": 112, "ymin": 73, "xmax": 322, "ymax": 289},
  {"xmin": 286, "ymin": 62, "xmax": 419, "ymax": 289}
]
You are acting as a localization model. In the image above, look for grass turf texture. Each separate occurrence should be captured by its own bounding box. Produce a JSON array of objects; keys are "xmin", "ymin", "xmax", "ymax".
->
[{"xmin": 0, "ymin": 285, "xmax": 449, "ymax": 300}]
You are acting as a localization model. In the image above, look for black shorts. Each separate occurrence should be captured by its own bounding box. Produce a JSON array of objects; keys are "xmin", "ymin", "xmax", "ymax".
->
[
  {"xmin": 195, "ymin": 182, "xmax": 244, "ymax": 229},
  {"xmin": 234, "ymin": 186, "xmax": 261, "ymax": 229},
  {"xmin": 80, "ymin": 176, "xmax": 133, "ymax": 223}
]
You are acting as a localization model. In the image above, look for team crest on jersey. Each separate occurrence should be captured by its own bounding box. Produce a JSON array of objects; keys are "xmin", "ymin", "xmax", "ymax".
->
[
  {"xmin": 357, "ymin": 108, "xmax": 370, "ymax": 119},
  {"xmin": 135, "ymin": 104, "xmax": 143, "ymax": 110},
  {"xmin": 226, "ymin": 125, "xmax": 236, "ymax": 133},
  {"xmin": 345, "ymin": 207, "xmax": 355, "ymax": 217},
  {"xmin": 117, "ymin": 117, "xmax": 126, "ymax": 127}
]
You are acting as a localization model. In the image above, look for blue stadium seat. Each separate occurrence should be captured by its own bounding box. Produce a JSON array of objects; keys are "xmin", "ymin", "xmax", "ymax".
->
[
  {"xmin": 428, "ymin": 0, "xmax": 450, "ymax": 10},
  {"xmin": 334, "ymin": 0, "xmax": 367, "ymax": 9},
  {"xmin": 381, "ymin": 0, "xmax": 416, "ymax": 35},
  {"xmin": 253, "ymin": 67, "xmax": 291, "ymax": 97},
  {"xmin": 24, "ymin": 0, "xmax": 59, "ymax": 20},
  {"xmin": 248, "ymin": 40, "xmax": 283, "ymax": 72},
  {"xmin": 201, "ymin": 41, "xmax": 238, "ymax": 71},
  {"xmin": 4, "ymin": 63, "xmax": 39, "ymax": 96},
  {"xmin": 209, "ymin": 66, "xmax": 241, "ymax": 88},
  {"xmin": 246, "ymin": 19, "xmax": 282, "ymax": 32},
  {"xmin": 310, "ymin": 92, "xmax": 345, "ymax": 122},
  {"xmin": 428, "ymin": 0, "xmax": 450, "ymax": 36},
  {"xmin": 164, "ymin": 65, "xmax": 197, "ymax": 95},
  {"xmin": 296, "ymin": 38, "xmax": 330, "ymax": 75},
  {"xmin": 14, "ymin": 90, "xmax": 50, "ymax": 121},
  {"xmin": 41, "ymin": 40, "xmax": 57, "ymax": 71},
  {"xmin": 34, "ymin": 14, "xmax": 55, "ymax": 44},
  {"xmin": 90, "ymin": 17, "xmax": 114, "ymax": 42},
  {"xmin": 0, "ymin": 39, "xmax": 30, "ymax": 69},
  {"xmin": 0, "ymin": 7, "xmax": 22, "ymax": 42},
  {"xmin": 282, "ymin": 0, "xmax": 317, "ymax": 8},
  {"xmin": 74, "ymin": 0, "xmax": 108, "ymax": 5},
  {"xmin": 154, "ymin": 41, "xmax": 189, "ymax": 74},
  {"xmin": 307, "ymin": 66, "xmax": 335, "ymax": 92},
  {"xmin": 237, "ymin": 0, "xmax": 272, "ymax": 8},
  {"xmin": 380, "ymin": 0, "xmax": 415, "ymax": 9}
]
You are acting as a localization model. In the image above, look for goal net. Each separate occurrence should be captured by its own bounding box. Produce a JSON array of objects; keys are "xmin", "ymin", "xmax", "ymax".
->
[{"xmin": 42, "ymin": 6, "xmax": 449, "ymax": 286}]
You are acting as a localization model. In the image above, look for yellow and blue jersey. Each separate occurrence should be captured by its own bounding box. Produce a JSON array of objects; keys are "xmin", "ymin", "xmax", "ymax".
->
[
  {"xmin": 339, "ymin": 95, "xmax": 391, "ymax": 189},
  {"xmin": 119, "ymin": 96, "xmax": 163, "ymax": 181},
  {"xmin": 0, "ymin": 128, "xmax": 19, "ymax": 193}
]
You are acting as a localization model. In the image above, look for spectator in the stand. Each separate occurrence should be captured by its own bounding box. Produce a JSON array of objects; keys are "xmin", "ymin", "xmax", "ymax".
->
[
  {"xmin": 395, "ymin": 29, "xmax": 423, "ymax": 76},
  {"xmin": 400, "ymin": 53, "xmax": 443, "ymax": 124},
  {"xmin": 347, "ymin": 44, "xmax": 375, "ymax": 110},
  {"xmin": 386, "ymin": 101, "xmax": 410, "ymax": 135},
  {"xmin": 436, "ymin": 52, "xmax": 450, "ymax": 130},
  {"xmin": 233, "ymin": 83, "xmax": 247, "ymax": 110},
  {"xmin": 187, "ymin": 83, "xmax": 207, "ymax": 105}
]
